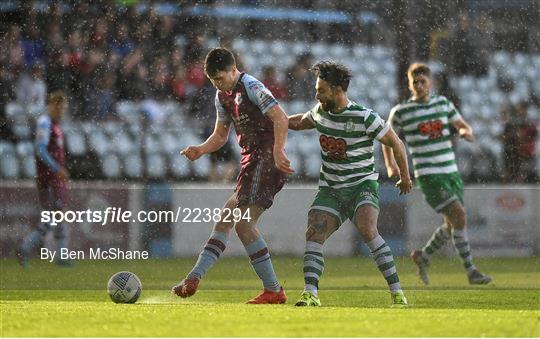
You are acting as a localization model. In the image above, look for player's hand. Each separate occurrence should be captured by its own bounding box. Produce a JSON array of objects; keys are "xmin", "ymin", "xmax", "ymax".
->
[
  {"xmin": 396, "ymin": 176, "xmax": 412, "ymax": 195},
  {"xmin": 458, "ymin": 128, "xmax": 475, "ymax": 142},
  {"xmin": 273, "ymin": 147, "xmax": 294, "ymax": 175},
  {"xmin": 386, "ymin": 164, "xmax": 400, "ymax": 179},
  {"xmin": 57, "ymin": 167, "xmax": 69, "ymax": 181},
  {"xmin": 181, "ymin": 146, "xmax": 204, "ymax": 161}
]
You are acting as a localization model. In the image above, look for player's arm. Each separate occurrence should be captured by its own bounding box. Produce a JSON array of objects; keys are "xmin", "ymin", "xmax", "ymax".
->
[
  {"xmin": 379, "ymin": 128, "xmax": 412, "ymax": 195},
  {"xmin": 452, "ymin": 117, "xmax": 475, "ymax": 142},
  {"xmin": 35, "ymin": 117, "xmax": 68, "ymax": 180},
  {"xmin": 181, "ymin": 118, "xmax": 231, "ymax": 161},
  {"xmin": 288, "ymin": 113, "xmax": 316, "ymax": 130},
  {"xmin": 266, "ymin": 105, "xmax": 294, "ymax": 174},
  {"xmin": 381, "ymin": 110, "xmax": 401, "ymax": 179}
]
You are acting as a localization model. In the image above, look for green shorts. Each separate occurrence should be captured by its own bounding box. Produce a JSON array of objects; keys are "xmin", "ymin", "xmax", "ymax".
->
[
  {"xmin": 309, "ymin": 180, "xmax": 379, "ymax": 225},
  {"xmin": 417, "ymin": 172, "xmax": 464, "ymax": 213}
]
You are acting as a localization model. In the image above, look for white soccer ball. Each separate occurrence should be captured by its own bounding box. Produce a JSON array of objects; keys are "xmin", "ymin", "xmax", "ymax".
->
[{"xmin": 107, "ymin": 271, "xmax": 142, "ymax": 303}]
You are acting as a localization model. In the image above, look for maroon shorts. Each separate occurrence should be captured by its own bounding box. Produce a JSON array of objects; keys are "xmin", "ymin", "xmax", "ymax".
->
[
  {"xmin": 37, "ymin": 175, "xmax": 67, "ymax": 211},
  {"xmin": 235, "ymin": 156, "xmax": 287, "ymax": 209}
]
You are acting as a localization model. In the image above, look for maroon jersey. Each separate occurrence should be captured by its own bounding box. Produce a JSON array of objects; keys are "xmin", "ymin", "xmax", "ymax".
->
[
  {"xmin": 215, "ymin": 73, "xmax": 278, "ymax": 165},
  {"xmin": 35, "ymin": 115, "xmax": 65, "ymax": 182}
]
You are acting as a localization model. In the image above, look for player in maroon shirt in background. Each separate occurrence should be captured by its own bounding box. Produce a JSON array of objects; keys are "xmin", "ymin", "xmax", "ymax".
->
[
  {"xmin": 18, "ymin": 90, "xmax": 70, "ymax": 267},
  {"xmin": 172, "ymin": 48, "xmax": 293, "ymax": 304}
]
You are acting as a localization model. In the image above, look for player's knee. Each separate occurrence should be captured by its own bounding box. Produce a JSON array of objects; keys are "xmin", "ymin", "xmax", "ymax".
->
[
  {"xmin": 234, "ymin": 220, "xmax": 254, "ymax": 235},
  {"xmin": 305, "ymin": 226, "xmax": 326, "ymax": 244},
  {"xmin": 357, "ymin": 225, "xmax": 378, "ymax": 242}
]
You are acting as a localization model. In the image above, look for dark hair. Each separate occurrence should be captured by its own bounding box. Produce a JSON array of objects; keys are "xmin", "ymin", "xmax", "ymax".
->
[
  {"xmin": 204, "ymin": 47, "xmax": 236, "ymax": 77},
  {"xmin": 408, "ymin": 62, "xmax": 431, "ymax": 79},
  {"xmin": 310, "ymin": 61, "xmax": 352, "ymax": 91}
]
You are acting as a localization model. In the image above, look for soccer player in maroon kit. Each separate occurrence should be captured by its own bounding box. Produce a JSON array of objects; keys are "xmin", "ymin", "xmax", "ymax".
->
[
  {"xmin": 172, "ymin": 48, "xmax": 293, "ymax": 304},
  {"xmin": 18, "ymin": 90, "xmax": 70, "ymax": 267}
]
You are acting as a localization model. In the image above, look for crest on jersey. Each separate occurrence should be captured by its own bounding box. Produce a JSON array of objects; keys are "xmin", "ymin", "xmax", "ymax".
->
[
  {"xmin": 345, "ymin": 120, "xmax": 355, "ymax": 133},
  {"xmin": 234, "ymin": 92, "xmax": 243, "ymax": 105}
]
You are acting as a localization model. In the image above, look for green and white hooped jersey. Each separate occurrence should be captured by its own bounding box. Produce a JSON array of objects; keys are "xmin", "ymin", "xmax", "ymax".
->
[
  {"xmin": 389, "ymin": 95, "xmax": 461, "ymax": 178},
  {"xmin": 303, "ymin": 101, "xmax": 390, "ymax": 189}
]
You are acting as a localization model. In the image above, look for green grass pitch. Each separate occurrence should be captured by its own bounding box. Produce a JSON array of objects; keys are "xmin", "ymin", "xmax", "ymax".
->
[{"xmin": 1, "ymin": 256, "xmax": 538, "ymax": 337}]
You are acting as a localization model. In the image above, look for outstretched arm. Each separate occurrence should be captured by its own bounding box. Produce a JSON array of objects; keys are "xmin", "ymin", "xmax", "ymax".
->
[
  {"xmin": 379, "ymin": 128, "xmax": 412, "ymax": 195},
  {"xmin": 181, "ymin": 118, "xmax": 231, "ymax": 161},
  {"xmin": 289, "ymin": 113, "xmax": 316, "ymax": 130},
  {"xmin": 452, "ymin": 117, "xmax": 475, "ymax": 142},
  {"xmin": 266, "ymin": 105, "xmax": 294, "ymax": 174}
]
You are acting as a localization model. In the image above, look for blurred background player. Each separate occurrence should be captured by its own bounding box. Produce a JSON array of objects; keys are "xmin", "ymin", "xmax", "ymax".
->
[
  {"xmin": 17, "ymin": 90, "xmax": 70, "ymax": 267},
  {"xmin": 383, "ymin": 63, "xmax": 492, "ymax": 285},
  {"xmin": 172, "ymin": 48, "xmax": 293, "ymax": 304},
  {"xmin": 288, "ymin": 61, "xmax": 412, "ymax": 308}
]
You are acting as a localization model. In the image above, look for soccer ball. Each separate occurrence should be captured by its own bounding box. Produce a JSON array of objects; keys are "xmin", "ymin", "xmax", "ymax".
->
[{"xmin": 107, "ymin": 271, "xmax": 142, "ymax": 303}]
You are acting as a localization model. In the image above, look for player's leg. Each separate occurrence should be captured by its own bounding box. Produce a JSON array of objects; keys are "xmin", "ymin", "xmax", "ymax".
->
[
  {"xmin": 354, "ymin": 204, "xmax": 408, "ymax": 308},
  {"xmin": 51, "ymin": 183, "xmax": 71, "ymax": 266},
  {"xmin": 410, "ymin": 218, "xmax": 451, "ymax": 285},
  {"xmin": 442, "ymin": 201, "xmax": 492, "ymax": 284},
  {"xmin": 235, "ymin": 204, "xmax": 287, "ymax": 304},
  {"xmin": 18, "ymin": 183, "xmax": 53, "ymax": 267},
  {"xmin": 18, "ymin": 222, "xmax": 49, "ymax": 268},
  {"xmin": 172, "ymin": 194, "xmax": 236, "ymax": 298},
  {"xmin": 420, "ymin": 220, "xmax": 451, "ymax": 260},
  {"xmin": 295, "ymin": 209, "xmax": 340, "ymax": 307},
  {"xmin": 411, "ymin": 174, "xmax": 458, "ymax": 284}
]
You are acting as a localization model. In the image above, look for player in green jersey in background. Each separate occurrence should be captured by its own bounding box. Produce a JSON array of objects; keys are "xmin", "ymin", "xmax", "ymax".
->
[
  {"xmin": 383, "ymin": 63, "xmax": 491, "ymax": 285},
  {"xmin": 289, "ymin": 61, "xmax": 412, "ymax": 308}
]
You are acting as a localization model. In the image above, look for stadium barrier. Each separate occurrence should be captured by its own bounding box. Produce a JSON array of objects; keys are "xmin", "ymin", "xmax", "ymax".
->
[{"xmin": 1, "ymin": 181, "xmax": 538, "ymax": 258}]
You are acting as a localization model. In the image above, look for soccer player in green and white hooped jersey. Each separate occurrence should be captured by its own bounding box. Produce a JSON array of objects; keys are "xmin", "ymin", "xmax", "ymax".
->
[
  {"xmin": 383, "ymin": 62, "xmax": 491, "ymax": 285},
  {"xmin": 289, "ymin": 61, "xmax": 412, "ymax": 308}
]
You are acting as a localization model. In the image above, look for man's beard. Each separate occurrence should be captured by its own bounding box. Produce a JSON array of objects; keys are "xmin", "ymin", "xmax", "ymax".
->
[{"xmin": 321, "ymin": 100, "xmax": 336, "ymax": 112}]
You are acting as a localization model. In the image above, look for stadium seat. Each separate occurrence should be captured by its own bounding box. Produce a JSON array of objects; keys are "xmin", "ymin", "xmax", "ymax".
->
[
  {"xmin": 20, "ymin": 155, "xmax": 36, "ymax": 178},
  {"xmin": 101, "ymin": 154, "xmax": 122, "ymax": 179},
  {"xmin": 124, "ymin": 153, "xmax": 143, "ymax": 179},
  {"xmin": 191, "ymin": 154, "xmax": 211, "ymax": 177},
  {"xmin": 88, "ymin": 130, "xmax": 110, "ymax": 156},
  {"xmin": 0, "ymin": 154, "xmax": 19, "ymax": 179},
  {"xmin": 304, "ymin": 153, "xmax": 322, "ymax": 178},
  {"xmin": 147, "ymin": 153, "xmax": 166, "ymax": 179},
  {"xmin": 5, "ymin": 102, "xmax": 24, "ymax": 119},
  {"xmin": 169, "ymin": 153, "xmax": 191, "ymax": 178},
  {"xmin": 12, "ymin": 115, "xmax": 31, "ymax": 140},
  {"xmin": 0, "ymin": 141, "xmax": 15, "ymax": 156},
  {"xmin": 16, "ymin": 141, "xmax": 34, "ymax": 157},
  {"xmin": 65, "ymin": 131, "xmax": 87, "ymax": 156}
]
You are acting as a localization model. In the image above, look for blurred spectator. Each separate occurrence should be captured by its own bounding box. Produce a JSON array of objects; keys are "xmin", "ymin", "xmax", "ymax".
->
[
  {"xmin": 450, "ymin": 12, "xmax": 487, "ymax": 76},
  {"xmin": 150, "ymin": 56, "xmax": 172, "ymax": 100},
  {"xmin": 21, "ymin": 23, "xmax": 45, "ymax": 67},
  {"xmin": 15, "ymin": 63, "xmax": 47, "ymax": 116},
  {"xmin": 171, "ymin": 65, "xmax": 188, "ymax": 102},
  {"xmin": 0, "ymin": 65, "xmax": 17, "ymax": 142},
  {"xmin": 111, "ymin": 23, "xmax": 134, "ymax": 58},
  {"xmin": 84, "ymin": 72, "xmax": 116, "ymax": 120},
  {"xmin": 502, "ymin": 102, "xmax": 539, "ymax": 183},
  {"xmin": 287, "ymin": 53, "xmax": 315, "ymax": 102},
  {"xmin": 262, "ymin": 66, "xmax": 287, "ymax": 101},
  {"xmin": 1, "ymin": 25, "xmax": 25, "ymax": 72}
]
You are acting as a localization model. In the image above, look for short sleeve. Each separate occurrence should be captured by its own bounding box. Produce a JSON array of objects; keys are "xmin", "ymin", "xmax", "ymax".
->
[
  {"xmin": 244, "ymin": 77, "xmax": 278, "ymax": 114},
  {"xmin": 302, "ymin": 104, "xmax": 318, "ymax": 124},
  {"xmin": 387, "ymin": 106, "xmax": 401, "ymax": 129},
  {"xmin": 215, "ymin": 92, "xmax": 231, "ymax": 123},
  {"xmin": 365, "ymin": 110, "xmax": 390, "ymax": 140},
  {"xmin": 35, "ymin": 115, "xmax": 51, "ymax": 145},
  {"xmin": 447, "ymin": 100, "xmax": 462, "ymax": 123}
]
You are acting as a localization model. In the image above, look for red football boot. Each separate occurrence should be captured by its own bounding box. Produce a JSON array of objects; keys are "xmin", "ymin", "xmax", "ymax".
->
[
  {"xmin": 171, "ymin": 278, "xmax": 200, "ymax": 298},
  {"xmin": 246, "ymin": 287, "xmax": 287, "ymax": 304}
]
